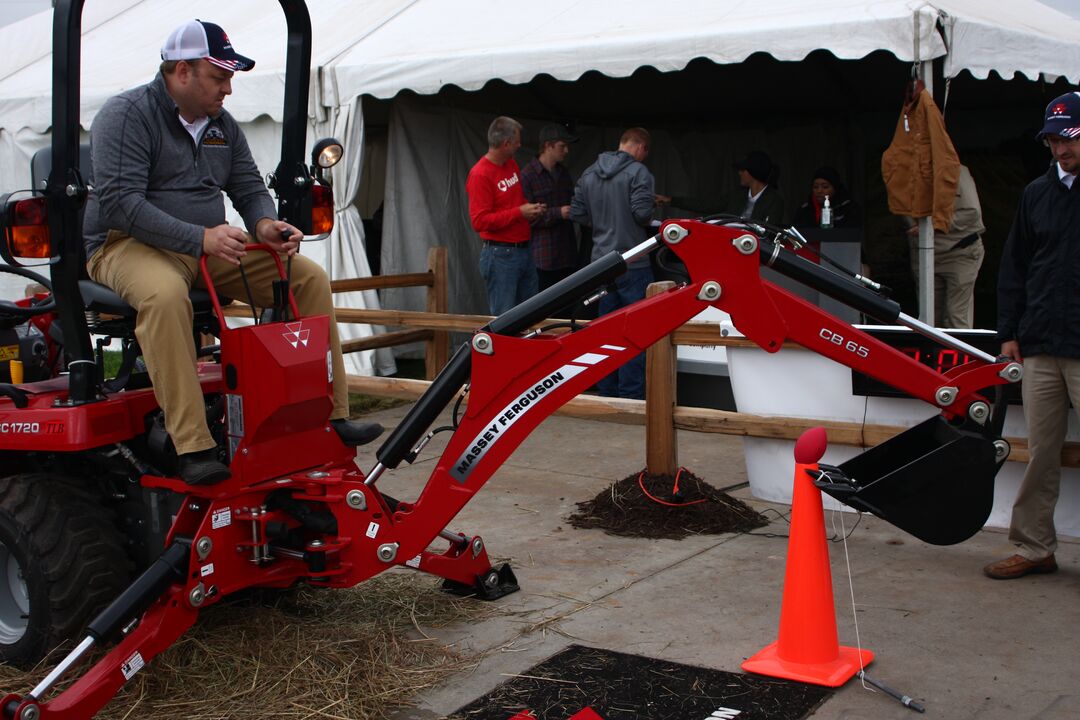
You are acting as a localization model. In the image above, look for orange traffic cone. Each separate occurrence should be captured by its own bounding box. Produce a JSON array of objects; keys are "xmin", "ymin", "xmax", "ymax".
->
[{"xmin": 741, "ymin": 426, "xmax": 873, "ymax": 686}]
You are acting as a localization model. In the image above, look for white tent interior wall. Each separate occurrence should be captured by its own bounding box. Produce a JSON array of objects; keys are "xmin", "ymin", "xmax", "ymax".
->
[{"xmin": 2, "ymin": 0, "xmax": 1080, "ymax": 355}]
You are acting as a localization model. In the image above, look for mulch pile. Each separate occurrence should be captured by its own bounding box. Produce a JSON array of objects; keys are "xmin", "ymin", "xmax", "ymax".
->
[
  {"xmin": 567, "ymin": 468, "xmax": 768, "ymax": 540},
  {"xmin": 449, "ymin": 644, "xmax": 830, "ymax": 720}
]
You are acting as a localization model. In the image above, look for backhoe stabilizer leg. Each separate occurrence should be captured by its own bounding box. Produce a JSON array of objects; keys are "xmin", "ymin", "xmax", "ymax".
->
[
  {"xmin": 442, "ymin": 562, "xmax": 519, "ymax": 601},
  {"xmin": 2, "ymin": 542, "xmax": 195, "ymax": 720},
  {"xmin": 406, "ymin": 535, "xmax": 520, "ymax": 601}
]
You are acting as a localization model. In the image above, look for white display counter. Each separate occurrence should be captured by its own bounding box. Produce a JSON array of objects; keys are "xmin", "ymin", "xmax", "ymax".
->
[
  {"xmin": 727, "ymin": 333, "xmax": 1080, "ymax": 539},
  {"xmin": 675, "ymin": 307, "xmax": 734, "ymax": 410}
]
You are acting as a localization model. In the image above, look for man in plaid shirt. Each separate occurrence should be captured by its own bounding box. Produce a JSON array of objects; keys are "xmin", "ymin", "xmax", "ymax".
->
[{"xmin": 521, "ymin": 125, "xmax": 579, "ymax": 291}]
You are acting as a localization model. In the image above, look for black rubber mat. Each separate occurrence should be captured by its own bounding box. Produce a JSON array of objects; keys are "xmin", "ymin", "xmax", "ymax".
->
[{"xmin": 449, "ymin": 644, "xmax": 831, "ymax": 720}]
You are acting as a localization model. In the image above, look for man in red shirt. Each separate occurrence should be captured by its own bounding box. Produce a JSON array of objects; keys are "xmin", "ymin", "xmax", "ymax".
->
[{"xmin": 467, "ymin": 116, "xmax": 545, "ymax": 315}]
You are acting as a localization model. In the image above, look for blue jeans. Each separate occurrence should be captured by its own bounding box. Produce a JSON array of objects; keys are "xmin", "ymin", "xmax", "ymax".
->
[
  {"xmin": 596, "ymin": 264, "xmax": 654, "ymax": 399},
  {"xmin": 479, "ymin": 243, "xmax": 538, "ymax": 316}
]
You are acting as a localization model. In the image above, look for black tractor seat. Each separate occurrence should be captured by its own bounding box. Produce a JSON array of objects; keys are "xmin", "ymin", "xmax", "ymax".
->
[
  {"xmin": 78, "ymin": 280, "xmax": 229, "ymax": 392},
  {"xmin": 79, "ymin": 280, "xmax": 222, "ymax": 317}
]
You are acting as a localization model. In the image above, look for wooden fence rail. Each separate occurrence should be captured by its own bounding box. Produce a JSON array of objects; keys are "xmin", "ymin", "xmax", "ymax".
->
[
  {"xmin": 345, "ymin": 373, "xmax": 1070, "ymax": 468},
  {"xmin": 225, "ymin": 246, "xmax": 450, "ymax": 380}
]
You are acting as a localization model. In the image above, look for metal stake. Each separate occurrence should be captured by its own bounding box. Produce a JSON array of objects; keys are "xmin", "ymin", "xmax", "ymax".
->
[{"xmin": 858, "ymin": 670, "xmax": 925, "ymax": 713}]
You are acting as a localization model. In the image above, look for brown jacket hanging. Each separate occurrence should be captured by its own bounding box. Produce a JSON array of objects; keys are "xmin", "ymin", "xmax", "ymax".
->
[{"xmin": 881, "ymin": 88, "xmax": 960, "ymax": 232}]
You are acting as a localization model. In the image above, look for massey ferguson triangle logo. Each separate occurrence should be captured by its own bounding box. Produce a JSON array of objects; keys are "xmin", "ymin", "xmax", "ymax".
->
[
  {"xmin": 282, "ymin": 321, "xmax": 310, "ymax": 349},
  {"xmin": 1053, "ymin": 103, "xmax": 1069, "ymax": 115}
]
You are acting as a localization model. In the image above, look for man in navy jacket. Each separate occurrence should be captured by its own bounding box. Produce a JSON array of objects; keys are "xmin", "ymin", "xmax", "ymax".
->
[{"xmin": 986, "ymin": 92, "xmax": 1080, "ymax": 579}]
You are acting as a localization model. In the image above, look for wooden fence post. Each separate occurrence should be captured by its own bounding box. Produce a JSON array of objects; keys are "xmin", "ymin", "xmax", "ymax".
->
[
  {"xmin": 425, "ymin": 246, "xmax": 449, "ymax": 380},
  {"xmin": 645, "ymin": 281, "xmax": 677, "ymax": 476}
]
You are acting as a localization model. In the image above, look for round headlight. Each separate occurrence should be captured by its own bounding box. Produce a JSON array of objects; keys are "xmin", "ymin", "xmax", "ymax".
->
[{"xmin": 312, "ymin": 138, "xmax": 343, "ymax": 169}]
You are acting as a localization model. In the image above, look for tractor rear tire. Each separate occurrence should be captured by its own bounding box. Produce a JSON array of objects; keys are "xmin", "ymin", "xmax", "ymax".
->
[{"xmin": 0, "ymin": 473, "xmax": 131, "ymax": 667}]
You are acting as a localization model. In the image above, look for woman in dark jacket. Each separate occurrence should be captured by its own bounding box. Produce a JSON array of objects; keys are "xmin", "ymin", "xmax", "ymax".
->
[{"xmin": 793, "ymin": 166, "xmax": 863, "ymax": 229}]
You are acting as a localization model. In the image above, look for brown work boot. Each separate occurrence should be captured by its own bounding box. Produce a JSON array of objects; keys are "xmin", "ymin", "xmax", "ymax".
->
[{"xmin": 983, "ymin": 553, "xmax": 1057, "ymax": 580}]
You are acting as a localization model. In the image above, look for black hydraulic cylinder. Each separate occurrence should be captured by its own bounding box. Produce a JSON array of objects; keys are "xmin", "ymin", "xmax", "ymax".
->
[
  {"xmin": 86, "ymin": 541, "xmax": 190, "ymax": 642},
  {"xmin": 486, "ymin": 251, "xmax": 625, "ymax": 335},
  {"xmin": 375, "ymin": 251, "xmax": 627, "ymax": 470},
  {"xmin": 759, "ymin": 237, "xmax": 902, "ymax": 323},
  {"xmin": 375, "ymin": 342, "xmax": 472, "ymax": 471}
]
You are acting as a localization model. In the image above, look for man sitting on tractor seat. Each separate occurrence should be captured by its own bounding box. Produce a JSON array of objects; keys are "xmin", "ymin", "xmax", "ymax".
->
[{"xmin": 81, "ymin": 19, "xmax": 381, "ymax": 485}]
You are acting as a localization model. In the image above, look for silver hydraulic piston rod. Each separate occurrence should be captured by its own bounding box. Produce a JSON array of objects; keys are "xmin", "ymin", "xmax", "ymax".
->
[
  {"xmin": 896, "ymin": 312, "xmax": 1000, "ymax": 366},
  {"xmin": 622, "ymin": 234, "xmax": 661, "ymax": 265}
]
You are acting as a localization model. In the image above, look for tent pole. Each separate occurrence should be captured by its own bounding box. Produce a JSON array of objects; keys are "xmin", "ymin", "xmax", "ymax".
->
[{"xmin": 917, "ymin": 60, "xmax": 935, "ymax": 325}]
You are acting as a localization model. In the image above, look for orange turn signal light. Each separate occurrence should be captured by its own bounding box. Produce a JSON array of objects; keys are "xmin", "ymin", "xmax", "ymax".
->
[
  {"xmin": 310, "ymin": 184, "xmax": 334, "ymax": 236},
  {"xmin": 5, "ymin": 195, "xmax": 51, "ymax": 259}
]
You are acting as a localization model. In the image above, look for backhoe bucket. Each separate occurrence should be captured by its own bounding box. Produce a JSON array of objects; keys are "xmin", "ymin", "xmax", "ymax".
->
[{"xmin": 813, "ymin": 415, "xmax": 1000, "ymax": 545}]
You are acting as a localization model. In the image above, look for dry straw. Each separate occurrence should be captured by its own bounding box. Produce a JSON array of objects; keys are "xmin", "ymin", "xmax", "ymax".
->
[{"xmin": 1, "ymin": 570, "xmax": 502, "ymax": 719}]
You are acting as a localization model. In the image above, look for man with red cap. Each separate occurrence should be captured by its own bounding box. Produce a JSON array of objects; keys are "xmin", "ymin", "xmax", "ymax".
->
[{"xmin": 986, "ymin": 92, "xmax": 1080, "ymax": 579}]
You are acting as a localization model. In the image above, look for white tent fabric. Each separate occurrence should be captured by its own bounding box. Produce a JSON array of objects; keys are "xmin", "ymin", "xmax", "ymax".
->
[
  {"xmin": 0, "ymin": 0, "xmax": 412, "ymax": 131},
  {"xmin": 314, "ymin": 96, "xmax": 396, "ymax": 375},
  {"xmin": 0, "ymin": 0, "xmax": 143, "ymax": 91},
  {"xmin": 325, "ymin": 0, "xmax": 1080, "ymax": 104},
  {"xmin": 943, "ymin": 1, "xmax": 1080, "ymax": 81},
  {"xmin": 7, "ymin": 0, "xmax": 1076, "ymax": 132}
]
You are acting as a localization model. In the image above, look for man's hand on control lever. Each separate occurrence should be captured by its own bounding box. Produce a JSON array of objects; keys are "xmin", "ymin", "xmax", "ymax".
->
[
  {"xmin": 1000, "ymin": 340, "xmax": 1023, "ymax": 363},
  {"xmin": 203, "ymin": 224, "xmax": 251, "ymax": 265},
  {"xmin": 256, "ymin": 218, "xmax": 302, "ymax": 256}
]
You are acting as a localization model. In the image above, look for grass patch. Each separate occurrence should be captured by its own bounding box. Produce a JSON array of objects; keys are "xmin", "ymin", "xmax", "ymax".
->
[{"xmin": 102, "ymin": 349, "xmax": 122, "ymax": 379}]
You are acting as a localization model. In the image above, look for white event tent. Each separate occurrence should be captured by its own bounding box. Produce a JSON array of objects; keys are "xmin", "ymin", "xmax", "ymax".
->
[
  {"xmin": 326, "ymin": 0, "xmax": 1080, "ymax": 100},
  {"xmin": 319, "ymin": 0, "xmax": 1080, "ymax": 321},
  {"xmin": 1, "ymin": 0, "xmax": 1080, "ymax": 338}
]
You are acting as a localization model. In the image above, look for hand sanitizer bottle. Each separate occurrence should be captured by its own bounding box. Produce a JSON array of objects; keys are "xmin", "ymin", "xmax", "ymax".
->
[{"xmin": 820, "ymin": 196, "xmax": 833, "ymax": 229}]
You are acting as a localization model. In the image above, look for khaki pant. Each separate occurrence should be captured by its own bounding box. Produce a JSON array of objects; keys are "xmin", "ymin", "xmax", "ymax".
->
[
  {"xmin": 1009, "ymin": 354, "xmax": 1080, "ymax": 559},
  {"xmin": 908, "ymin": 238, "xmax": 984, "ymax": 328},
  {"xmin": 88, "ymin": 232, "xmax": 349, "ymax": 454}
]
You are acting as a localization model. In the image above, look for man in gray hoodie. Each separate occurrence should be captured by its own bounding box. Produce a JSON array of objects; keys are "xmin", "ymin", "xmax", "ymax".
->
[
  {"xmin": 83, "ymin": 20, "xmax": 380, "ymax": 485},
  {"xmin": 570, "ymin": 127, "xmax": 656, "ymax": 399}
]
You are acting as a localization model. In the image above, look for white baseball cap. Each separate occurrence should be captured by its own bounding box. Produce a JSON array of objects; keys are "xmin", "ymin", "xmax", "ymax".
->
[{"xmin": 161, "ymin": 20, "xmax": 255, "ymax": 72}]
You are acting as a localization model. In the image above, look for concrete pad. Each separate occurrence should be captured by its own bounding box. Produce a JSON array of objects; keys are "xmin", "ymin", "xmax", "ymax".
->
[{"xmin": 356, "ymin": 404, "xmax": 1079, "ymax": 720}]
